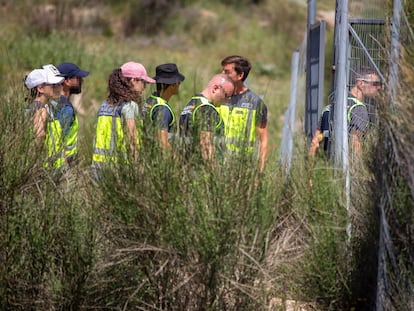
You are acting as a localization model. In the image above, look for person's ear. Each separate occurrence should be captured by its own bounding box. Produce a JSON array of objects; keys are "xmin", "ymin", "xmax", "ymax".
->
[
  {"xmin": 37, "ymin": 84, "xmax": 45, "ymax": 94},
  {"xmin": 130, "ymin": 78, "xmax": 138, "ymax": 87}
]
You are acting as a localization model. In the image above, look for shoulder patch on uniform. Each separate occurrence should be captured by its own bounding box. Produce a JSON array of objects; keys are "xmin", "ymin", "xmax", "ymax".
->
[{"xmin": 240, "ymin": 102, "xmax": 253, "ymax": 109}]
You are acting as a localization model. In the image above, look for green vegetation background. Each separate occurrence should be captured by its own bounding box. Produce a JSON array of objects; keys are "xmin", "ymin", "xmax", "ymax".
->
[
  {"xmin": 0, "ymin": 0, "xmax": 412, "ymax": 310},
  {"xmin": 1, "ymin": 0, "xmax": 319, "ymax": 155}
]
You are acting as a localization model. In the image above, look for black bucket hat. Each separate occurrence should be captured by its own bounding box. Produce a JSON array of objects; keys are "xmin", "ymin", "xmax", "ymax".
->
[{"xmin": 153, "ymin": 63, "xmax": 185, "ymax": 84}]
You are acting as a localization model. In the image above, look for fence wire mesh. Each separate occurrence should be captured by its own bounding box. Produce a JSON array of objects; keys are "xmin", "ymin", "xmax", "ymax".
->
[{"xmin": 283, "ymin": 0, "xmax": 414, "ymax": 309}]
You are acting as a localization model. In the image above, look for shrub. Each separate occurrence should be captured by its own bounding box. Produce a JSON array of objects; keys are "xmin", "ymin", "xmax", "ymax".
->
[{"xmin": 0, "ymin": 86, "xmax": 98, "ymax": 310}]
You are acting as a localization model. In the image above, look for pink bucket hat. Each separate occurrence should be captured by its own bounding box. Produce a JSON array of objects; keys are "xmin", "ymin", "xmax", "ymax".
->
[{"xmin": 120, "ymin": 61, "xmax": 155, "ymax": 83}]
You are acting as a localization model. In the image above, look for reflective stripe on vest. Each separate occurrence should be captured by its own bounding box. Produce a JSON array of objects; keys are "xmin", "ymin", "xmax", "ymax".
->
[
  {"xmin": 45, "ymin": 118, "xmax": 65, "ymax": 168},
  {"xmin": 191, "ymin": 96, "xmax": 223, "ymax": 129},
  {"xmin": 149, "ymin": 95, "xmax": 175, "ymax": 126},
  {"xmin": 184, "ymin": 96, "xmax": 224, "ymax": 152},
  {"xmin": 347, "ymin": 97, "xmax": 367, "ymax": 123},
  {"xmin": 92, "ymin": 101, "xmax": 127, "ymax": 165},
  {"xmin": 217, "ymin": 104, "xmax": 256, "ymax": 153},
  {"xmin": 64, "ymin": 115, "xmax": 78, "ymax": 157}
]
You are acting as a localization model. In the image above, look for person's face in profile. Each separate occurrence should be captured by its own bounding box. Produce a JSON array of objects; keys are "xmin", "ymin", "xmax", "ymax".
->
[{"xmin": 360, "ymin": 73, "xmax": 382, "ymax": 98}]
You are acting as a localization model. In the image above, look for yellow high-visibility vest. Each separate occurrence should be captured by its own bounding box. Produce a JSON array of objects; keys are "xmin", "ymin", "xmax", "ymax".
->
[
  {"xmin": 92, "ymin": 101, "xmax": 128, "ymax": 165},
  {"xmin": 217, "ymin": 104, "xmax": 256, "ymax": 153}
]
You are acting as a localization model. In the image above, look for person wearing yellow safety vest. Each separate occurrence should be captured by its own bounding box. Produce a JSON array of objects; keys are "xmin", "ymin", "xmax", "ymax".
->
[
  {"xmin": 91, "ymin": 62, "xmax": 155, "ymax": 178},
  {"xmin": 219, "ymin": 55, "xmax": 268, "ymax": 173},
  {"xmin": 55, "ymin": 62, "xmax": 90, "ymax": 167},
  {"xmin": 309, "ymin": 67, "xmax": 381, "ymax": 157},
  {"xmin": 24, "ymin": 65, "xmax": 66, "ymax": 169},
  {"xmin": 179, "ymin": 74, "xmax": 234, "ymax": 164},
  {"xmin": 143, "ymin": 63, "xmax": 185, "ymax": 151}
]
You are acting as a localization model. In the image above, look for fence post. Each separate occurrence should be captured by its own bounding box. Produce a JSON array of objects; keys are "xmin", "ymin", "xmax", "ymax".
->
[
  {"xmin": 389, "ymin": 0, "xmax": 401, "ymax": 111},
  {"xmin": 308, "ymin": 0, "xmax": 316, "ymax": 26},
  {"xmin": 280, "ymin": 49, "xmax": 300, "ymax": 177},
  {"xmin": 332, "ymin": 0, "xmax": 352, "ymax": 251},
  {"xmin": 333, "ymin": 0, "xmax": 349, "ymax": 171}
]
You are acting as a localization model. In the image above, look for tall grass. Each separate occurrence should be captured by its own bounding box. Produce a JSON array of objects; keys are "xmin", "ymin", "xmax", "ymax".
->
[
  {"xmin": 0, "ymin": 105, "xmax": 350, "ymax": 311},
  {"xmin": 0, "ymin": 1, "xmax": 395, "ymax": 310},
  {"xmin": 0, "ymin": 88, "xmax": 97, "ymax": 310},
  {"xmin": 364, "ymin": 52, "xmax": 414, "ymax": 310},
  {"xmin": 81, "ymin": 134, "xmax": 283, "ymax": 309},
  {"xmin": 0, "ymin": 79, "xmax": 350, "ymax": 309}
]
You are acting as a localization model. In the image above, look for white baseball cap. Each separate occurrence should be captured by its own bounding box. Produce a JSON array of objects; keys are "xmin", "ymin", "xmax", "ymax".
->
[{"xmin": 25, "ymin": 64, "xmax": 64, "ymax": 89}]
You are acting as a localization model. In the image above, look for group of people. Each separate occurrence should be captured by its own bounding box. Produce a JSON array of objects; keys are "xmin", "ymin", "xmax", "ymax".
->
[
  {"xmin": 24, "ymin": 62, "xmax": 89, "ymax": 169},
  {"xmin": 24, "ymin": 55, "xmax": 269, "ymax": 176},
  {"xmin": 23, "ymin": 56, "xmax": 382, "ymax": 179}
]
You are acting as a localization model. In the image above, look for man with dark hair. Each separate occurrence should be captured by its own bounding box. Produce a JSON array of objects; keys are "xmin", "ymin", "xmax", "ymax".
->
[
  {"xmin": 309, "ymin": 66, "xmax": 382, "ymax": 157},
  {"xmin": 56, "ymin": 62, "xmax": 90, "ymax": 167},
  {"xmin": 219, "ymin": 55, "xmax": 268, "ymax": 173}
]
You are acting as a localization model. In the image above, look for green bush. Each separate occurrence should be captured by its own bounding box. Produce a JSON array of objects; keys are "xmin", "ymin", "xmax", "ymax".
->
[
  {"xmin": 82, "ymin": 138, "xmax": 282, "ymax": 309},
  {"xmin": 0, "ymin": 87, "xmax": 98, "ymax": 310},
  {"xmin": 4, "ymin": 1, "xmax": 405, "ymax": 310}
]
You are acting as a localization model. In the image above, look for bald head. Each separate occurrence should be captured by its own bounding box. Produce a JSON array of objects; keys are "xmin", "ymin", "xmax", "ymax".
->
[
  {"xmin": 206, "ymin": 73, "xmax": 232, "ymax": 88},
  {"xmin": 202, "ymin": 73, "xmax": 234, "ymax": 105}
]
